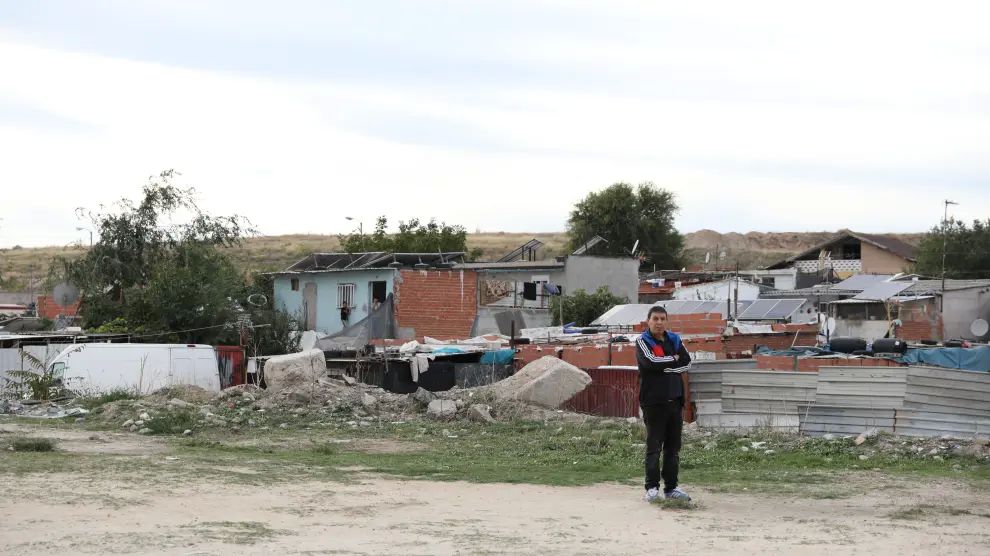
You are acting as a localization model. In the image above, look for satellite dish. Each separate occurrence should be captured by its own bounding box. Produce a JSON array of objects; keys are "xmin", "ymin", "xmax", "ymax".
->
[
  {"xmin": 971, "ymin": 318, "xmax": 989, "ymax": 338},
  {"xmin": 246, "ymin": 293, "xmax": 268, "ymax": 307},
  {"xmin": 53, "ymin": 282, "xmax": 80, "ymax": 306}
]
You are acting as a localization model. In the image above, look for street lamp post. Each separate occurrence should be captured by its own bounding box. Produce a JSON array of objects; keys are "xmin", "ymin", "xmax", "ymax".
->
[
  {"xmin": 76, "ymin": 226, "xmax": 93, "ymax": 247},
  {"xmin": 344, "ymin": 217, "xmax": 363, "ymax": 235},
  {"xmin": 940, "ymin": 199, "xmax": 958, "ymax": 315}
]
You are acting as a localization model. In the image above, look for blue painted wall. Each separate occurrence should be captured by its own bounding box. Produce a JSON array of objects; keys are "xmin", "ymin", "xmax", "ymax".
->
[{"xmin": 273, "ymin": 269, "xmax": 396, "ymax": 334}]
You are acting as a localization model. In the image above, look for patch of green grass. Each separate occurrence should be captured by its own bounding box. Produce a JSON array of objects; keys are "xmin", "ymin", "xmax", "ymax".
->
[
  {"xmin": 888, "ymin": 504, "xmax": 990, "ymax": 520},
  {"xmin": 10, "ymin": 436, "xmax": 57, "ymax": 452},
  {"xmin": 651, "ymin": 498, "xmax": 702, "ymax": 511},
  {"xmin": 144, "ymin": 410, "xmax": 198, "ymax": 435},
  {"xmin": 310, "ymin": 443, "xmax": 340, "ymax": 456},
  {"xmin": 183, "ymin": 520, "xmax": 288, "ymax": 545},
  {"xmin": 75, "ymin": 389, "xmax": 139, "ymax": 410}
]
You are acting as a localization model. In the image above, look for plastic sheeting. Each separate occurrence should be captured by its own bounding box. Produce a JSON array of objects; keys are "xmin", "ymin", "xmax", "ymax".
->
[
  {"xmin": 899, "ymin": 347, "xmax": 990, "ymax": 372},
  {"xmin": 316, "ymin": 294, "xmax": 397, "ymax": 351},
  {"xmin": 480, "ymin": 349, "xmax": 515, "ymax": 365}
]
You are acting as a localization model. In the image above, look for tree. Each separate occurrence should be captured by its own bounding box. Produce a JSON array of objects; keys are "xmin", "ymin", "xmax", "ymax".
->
[
  {"xmin": 50, "ymin": 171, "xmax": 256, "ymax": 343},
  {"xmin": 549, "ymin": 286, "xmax": 629, "ymax": 326},
  {"xmin": 339, "ymin": 216, "xmax": 482, "ymax": 259},
  {"xmin": 566, "ymin": 182, "xmax": 684, "ymax": 268},
  {"xmin": 914, "ymin": 218, "xmax": 990, "ymax": 279},
  {"xmin": 242, "ymin": 271, "xmax": 303, "ymax": 356}
]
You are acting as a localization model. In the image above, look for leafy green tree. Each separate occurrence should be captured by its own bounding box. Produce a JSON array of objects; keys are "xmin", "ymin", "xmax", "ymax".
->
[
  {"xmin": 914, "ymin": 218, "xmax": 990, "ymax": 279},
  {"xmin": 566, "ymin": 182, "xmax": 684, "ymax": 268},
  {"xmin": 339, "ymin": 216, "xmax": 482, "ymax": 259},
  {"xmin": 549, "ymin": 286, "xmax": 629, "ymax": 326},
  {"xmin": 50, "ymin": 170, "xmax": 255, "ymax": 342},
  {"xmin": 123, "ymin": 242, "xmax": 246, "ymax": 344},
  {"xmin": 242, "ymin": 271, "xmax": 303, "ymax": 356}
]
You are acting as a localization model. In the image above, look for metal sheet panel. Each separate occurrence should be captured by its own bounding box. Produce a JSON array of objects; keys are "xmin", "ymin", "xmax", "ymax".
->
[
  {"xmin": 563, "ymin": 367, "xmax": 640, "ymax": 418},
  {"xmin": 813, "ymin": 367, "xmax": 908, "ymax": 409},
  {"xmin": 799, "ymin": 406, "xmax": 897, "ymax": 435},
  {"xmin": 832, "ymin": 274, "xmax": 895, "ymax": 292},
  {"xmin": 853, "ymin": 281, "xmax": 912, "ymax": 300},
  {"xmin": 720, "ymin": 370, "xmax": 818, "ymax": 415},
  {"xmin": 215, "ymin": 345, "xmax": 246, "ymax": 389},
  {"xmin": 894, "ymin": 410, "xmax": 990, "ymax": 439},
  {"xmin": 764, "ymin": 299, "xmax": 805, "ymax": 319}
]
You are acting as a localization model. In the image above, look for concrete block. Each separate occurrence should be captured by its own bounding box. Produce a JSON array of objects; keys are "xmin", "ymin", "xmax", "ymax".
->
[{"xmin": 264, "ymin": 349, "xmax": 326, "ymax": 393}]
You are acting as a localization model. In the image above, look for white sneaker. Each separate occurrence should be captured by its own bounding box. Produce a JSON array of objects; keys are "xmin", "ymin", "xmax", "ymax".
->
[
  {"xmin": 664, "ymin": 487, "xmax": 691, "ymax": 501},
  {"xmin": 644, "ymin": 487, "xmax": 661, "ymax": 502}
]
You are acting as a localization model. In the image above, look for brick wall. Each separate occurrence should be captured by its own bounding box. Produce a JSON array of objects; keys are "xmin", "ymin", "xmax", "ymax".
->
[
  {"xmin": 36, "ymin": 295, "xmax": 81, "ymax": 320},
  {"xmin": 394, "ymin": 269, "xmax": 478, "ymax": 340},
  {"xmin": 632, "ymin": 313, "xmax": 727, "ymax": 336},
  {"xmin": 896, "ymin": 315, "xmax": 943, "ymax": 342},
  {"xmin": 756, "ymin": 354, "xmax": 903, "ymax": 372}
]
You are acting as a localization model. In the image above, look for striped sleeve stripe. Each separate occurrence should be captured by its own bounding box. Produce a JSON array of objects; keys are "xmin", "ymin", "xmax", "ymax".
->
[
  {"xmin": 665, "ymin": 363, "xmax": 691, "ymax": 374},
  {"xmin": 637, "ymin": 338, "xmax": 675, "ymax": 363}
]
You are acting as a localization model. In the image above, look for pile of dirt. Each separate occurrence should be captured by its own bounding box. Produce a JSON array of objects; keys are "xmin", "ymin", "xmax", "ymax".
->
[{"xmin": 145, "ymin": 385, "xmax": 215, "ymax": 405}]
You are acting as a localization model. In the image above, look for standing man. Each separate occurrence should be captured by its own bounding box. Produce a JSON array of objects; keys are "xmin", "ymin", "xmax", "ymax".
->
[
  {"xmin": 636, "ymin": 306, "xmax": 692, "ymax": 502},
  {"xmin": 340, "ymin": 301, "xmax": 351, "ymax": 327}
]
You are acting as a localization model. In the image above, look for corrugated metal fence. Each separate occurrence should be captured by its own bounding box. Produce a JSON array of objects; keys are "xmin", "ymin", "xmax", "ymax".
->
[{"xmin": 798, "ymin": 366, "xmax": 990, "ymax": 439}]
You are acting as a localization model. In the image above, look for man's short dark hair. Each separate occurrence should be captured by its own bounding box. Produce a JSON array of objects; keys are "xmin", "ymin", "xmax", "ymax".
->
[{"xmin": 647, "ymin": 306, "xmax": 667, "ymax": 319}]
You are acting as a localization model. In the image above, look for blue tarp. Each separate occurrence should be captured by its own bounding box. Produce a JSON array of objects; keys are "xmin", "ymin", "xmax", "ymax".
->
[
  {"xmin": 899, "ymin": 346, "xmax": 990, "ymax": 372},
  {"xmin": 479, "ymin": 349, "xmax": 516, "ymax": 365}
]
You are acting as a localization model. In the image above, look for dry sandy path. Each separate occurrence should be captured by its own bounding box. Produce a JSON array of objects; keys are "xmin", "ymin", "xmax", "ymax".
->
[
  {"xmin": 2, "ymin": 423, "xmax": 988, "ymax": 554},
  {"xmin": 2, "ymin": 470, "xmax": 988, "ymax": 555}
]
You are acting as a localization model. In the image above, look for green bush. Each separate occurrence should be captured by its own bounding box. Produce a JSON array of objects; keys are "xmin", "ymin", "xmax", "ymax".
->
[
  {"xmin": 145, "ymin": 410, "xmax": 198, "ymax": 435},
  {"xmin": 11, "ymin": 437, "xmax": 57, "ymax": 452}
]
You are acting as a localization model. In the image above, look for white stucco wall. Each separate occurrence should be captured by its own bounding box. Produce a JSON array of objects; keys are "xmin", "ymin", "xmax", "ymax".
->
[{"xmin": 673, "ymin": 279, "xmax": 762, "ymax": 301}]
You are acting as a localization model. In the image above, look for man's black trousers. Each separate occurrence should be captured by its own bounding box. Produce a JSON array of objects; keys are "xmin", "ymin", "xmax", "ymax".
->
[{"xmin": 642, "ymin": 398, "xmax": 683, "ymax": 492}]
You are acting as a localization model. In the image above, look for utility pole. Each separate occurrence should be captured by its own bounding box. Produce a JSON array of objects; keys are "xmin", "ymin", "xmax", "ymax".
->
[
  {"xmin": 76, "ymin": 227, "xmax": 93, "ymax": 247},
  {"xmin": 941, "ymin": 199, "xmax": 958, "ymax": 313}
]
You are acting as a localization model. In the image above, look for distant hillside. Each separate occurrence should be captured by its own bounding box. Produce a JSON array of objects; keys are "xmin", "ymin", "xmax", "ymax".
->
[
  {"xmin": 683, "ymin": 230, "xmax": 925, "ymax": 269},
  {"xmin": 0, "ymin": 230, "xmax": 925, "ymax": 292}
]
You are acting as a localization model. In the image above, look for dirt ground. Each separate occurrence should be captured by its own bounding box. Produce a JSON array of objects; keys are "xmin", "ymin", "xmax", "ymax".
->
[{"xmin": 1, "ymin": 425, "xmax": 988, "ymax": 555}]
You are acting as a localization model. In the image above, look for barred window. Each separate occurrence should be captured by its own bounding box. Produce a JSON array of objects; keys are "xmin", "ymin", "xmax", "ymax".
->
[{"xmin": 337, "ymin": 283, "xmax": 355, "ymax": 308}]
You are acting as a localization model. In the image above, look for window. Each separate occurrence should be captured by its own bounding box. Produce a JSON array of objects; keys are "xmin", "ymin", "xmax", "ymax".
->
[
  {"xmin": 290, "ymin": 278, "xmax": 299, "ymax": 291},
  {"xmin": 338, "ymin": 283, "xmax": 356, "ymax": 308}
]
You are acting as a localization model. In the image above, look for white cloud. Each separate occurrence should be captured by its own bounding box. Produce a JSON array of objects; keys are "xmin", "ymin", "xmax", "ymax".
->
[{"xmin": 1, "ymin": 1, "xmax": 989, "ymax": 248}]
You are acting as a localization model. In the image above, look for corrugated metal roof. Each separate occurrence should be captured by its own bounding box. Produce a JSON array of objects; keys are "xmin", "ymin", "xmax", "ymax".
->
[
  {"xmin": 853, "ymin": 281, "xmax": 912, "ymax": 300},
  {"xmin": 832, "ymin": 274, "xmax": 894, "ymax": 291},
  {"xmin": 278, "ymin": 251, "xmax": 466, "ymax": 273},
  {"xmin": 900, "ymin": 279, "xmax": 990, "ymax": 294},
  {"xmin": 456, "ymin": 260, "xmax": 565, "ymax": 270}
]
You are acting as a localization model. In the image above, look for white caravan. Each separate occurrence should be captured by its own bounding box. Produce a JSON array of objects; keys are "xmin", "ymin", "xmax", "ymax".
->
[{"xmin": 48, "ymin": 343, "xmax": 221, "ymax": 395}]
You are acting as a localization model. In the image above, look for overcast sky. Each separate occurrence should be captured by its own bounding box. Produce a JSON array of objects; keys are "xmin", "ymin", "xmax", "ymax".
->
[{"xmin": 1, "ymin": 1, "xmax": 988, "ymax": 248}]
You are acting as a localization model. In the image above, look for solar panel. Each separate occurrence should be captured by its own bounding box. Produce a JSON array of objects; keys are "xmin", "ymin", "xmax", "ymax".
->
[
  {"xmin": 698, "ymin": 301, "xmax": 722, "ymax": 314},
  {"xmin": 738, "ymin": 299, "xmax": 779, "ymax": 320},
  {"xmin": 765, "ymin": 299, "xmax": 805, "ymax": 319},
  {"xmin": 678, "ymin": 301, "xmax": 706, "ymax": 314},
  {"xmin": 853, "ymin": 281, "xmax": 911, "ymax": 300}
]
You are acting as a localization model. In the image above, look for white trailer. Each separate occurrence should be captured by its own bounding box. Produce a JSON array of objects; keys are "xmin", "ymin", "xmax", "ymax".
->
[{"xmin": 48, "ymin": 343, "xmax": 221, "ymax": 395}]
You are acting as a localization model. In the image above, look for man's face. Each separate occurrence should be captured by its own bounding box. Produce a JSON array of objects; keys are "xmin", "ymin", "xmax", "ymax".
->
[{"xmin": 648, "ymin": 311, "xmax": 667, "ymax": 336}]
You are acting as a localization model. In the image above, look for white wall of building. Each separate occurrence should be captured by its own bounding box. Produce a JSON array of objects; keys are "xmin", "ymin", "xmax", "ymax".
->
[{"xmin": 673, "ymin": 279, "xmax": 762, "ymax": 301}]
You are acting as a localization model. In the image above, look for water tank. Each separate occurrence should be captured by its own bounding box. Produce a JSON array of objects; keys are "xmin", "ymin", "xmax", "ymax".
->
[
  {"xmin": 829, "ymin": 337, "xmax": 868, "ymax": 354},
  {"xmin": 872, "ymin": 338, "xmax": 907, "ymax": 354}
]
